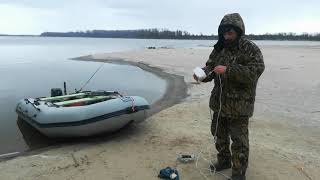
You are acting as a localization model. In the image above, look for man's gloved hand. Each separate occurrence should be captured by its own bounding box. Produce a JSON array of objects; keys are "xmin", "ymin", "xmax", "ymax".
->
[{"xmin": 213, "ymin": 65, "xmax": 227, "ymax": 74}]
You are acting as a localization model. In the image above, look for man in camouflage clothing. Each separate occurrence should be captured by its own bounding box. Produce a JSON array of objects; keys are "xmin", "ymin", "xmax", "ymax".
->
[{"xmin": 194, "ymin": 13, "xmax": 264, "ymax": 180}]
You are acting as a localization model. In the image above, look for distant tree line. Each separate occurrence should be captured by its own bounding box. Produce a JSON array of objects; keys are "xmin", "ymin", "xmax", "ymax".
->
[
  {"xmin": 40, "ymin": 29, "xmax": 213, "ymax": 40},
  {"xmin": 40, "ymin": 29, "xmax": 320, "ymax": 41},
  {"xmin": 246, "ymin": 32, "xmax": 320, "ymax": 41}
]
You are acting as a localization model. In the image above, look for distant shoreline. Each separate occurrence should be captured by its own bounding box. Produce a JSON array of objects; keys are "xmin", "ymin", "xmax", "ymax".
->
[
  {"xmin": 1, "ymin": 34, "xmax": 320, "ymax": 41},
  {"xmin": 0, "ymin": 35, "xmax": 38, "ymax": 37}
]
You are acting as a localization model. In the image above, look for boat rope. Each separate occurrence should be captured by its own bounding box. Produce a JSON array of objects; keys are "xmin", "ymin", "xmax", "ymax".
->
[
  {"xmin": 0, "ymin": 151, "xmax": 20, "ymax": 158},
  {"xmin": 78, "ymin": 63, "xmax": 105, "ymax": 92},
  {"xmin": 194, "ymin": 74, "xmax": 231, "ymax": 180},
  {"xmin": 212, "ymin": 74, "xmax": 223, "ymax": 143},
  {"xmin": 129, "ymin": 96, "xmax": 136, "ymax": 112}
]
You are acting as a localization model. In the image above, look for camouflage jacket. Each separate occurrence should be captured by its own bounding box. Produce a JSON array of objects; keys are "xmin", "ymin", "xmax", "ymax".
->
[{"xmin": 202, "ymin": 13, "xmax": 265, "ymax": 118}]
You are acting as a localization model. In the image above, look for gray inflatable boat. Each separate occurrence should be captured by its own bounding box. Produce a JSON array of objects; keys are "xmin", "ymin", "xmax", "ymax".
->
[{"xmin": 16, "ymin": 91, "xmax": 150, "ymax": 137}]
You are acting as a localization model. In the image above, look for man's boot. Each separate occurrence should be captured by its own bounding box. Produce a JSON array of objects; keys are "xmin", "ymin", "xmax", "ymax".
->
[
  {"xmin": 229, "ymin": 174, "xmax": 246, "ymax": 180},
  {"xmin": 209, "ymin": 160, "xmax": 231, "ymax": 172}
]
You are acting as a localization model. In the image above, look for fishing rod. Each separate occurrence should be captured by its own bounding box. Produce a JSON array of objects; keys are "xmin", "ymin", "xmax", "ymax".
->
[{"xmin": 76, "ymin": 63, "xmax": 105, "ymax": 93}]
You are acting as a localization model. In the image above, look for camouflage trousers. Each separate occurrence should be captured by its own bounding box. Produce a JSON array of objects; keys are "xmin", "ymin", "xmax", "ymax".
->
[{"xmin": 211, "ymin": 112, "xmax": 249, "ymax": 176}]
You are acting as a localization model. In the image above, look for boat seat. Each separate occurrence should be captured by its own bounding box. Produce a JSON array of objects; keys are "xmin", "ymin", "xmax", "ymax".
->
[
  {"xmin": 40, "ymin": 93, "xmax": 87, "ymax": 102},
  {"xmin": 54, "ymin": 96, "xmax": 112, "ymax": 106}
]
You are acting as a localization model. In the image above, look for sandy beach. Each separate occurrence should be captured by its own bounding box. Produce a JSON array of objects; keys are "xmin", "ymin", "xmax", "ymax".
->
[{"xmin": 0, "ymin": 45, "xmax": 319, "ymax": 180}]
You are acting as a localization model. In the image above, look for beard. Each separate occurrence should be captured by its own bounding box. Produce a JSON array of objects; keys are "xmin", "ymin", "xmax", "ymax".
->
[{"xmin": 224, "ymin": 39, "xmax": 237, "ymax": 48}]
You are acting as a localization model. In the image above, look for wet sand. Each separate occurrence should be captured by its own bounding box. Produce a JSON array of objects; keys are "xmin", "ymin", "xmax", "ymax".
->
[{"xmin": 0, "ymin": 46, "xmax": 319, "ymax": 180}]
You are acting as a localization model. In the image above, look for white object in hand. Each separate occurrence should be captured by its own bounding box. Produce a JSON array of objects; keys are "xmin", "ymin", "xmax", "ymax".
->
[
  {"xmin": 193, "ymin": 67, "xmax": 207, "ymax": 82},
  {"xmin": 170, "ymin": 173, "xmax": 177, "ymax": 179}
]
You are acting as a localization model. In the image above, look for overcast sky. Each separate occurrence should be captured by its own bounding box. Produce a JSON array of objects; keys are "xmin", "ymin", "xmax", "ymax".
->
[{"xmin": 0, "ymin": 0, "xmax": 319, "ymax": 35}]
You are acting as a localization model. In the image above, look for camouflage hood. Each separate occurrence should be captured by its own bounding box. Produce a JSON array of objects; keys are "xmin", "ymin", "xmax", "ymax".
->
[{"xmin": 219, "ymin": 13, "xmax": 245, "ymax": 35}]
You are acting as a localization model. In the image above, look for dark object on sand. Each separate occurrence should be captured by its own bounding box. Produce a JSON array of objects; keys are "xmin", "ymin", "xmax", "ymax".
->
[
  {"xmin": 158, "ymin": 167, "xmax": 180, "ymax": 180},
  {"xmin": 177, "ymin": 154, "xmax": 196, "ymax": 163}
]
